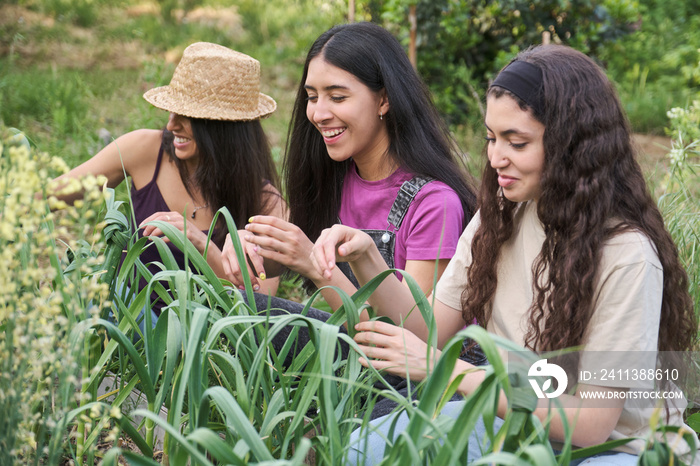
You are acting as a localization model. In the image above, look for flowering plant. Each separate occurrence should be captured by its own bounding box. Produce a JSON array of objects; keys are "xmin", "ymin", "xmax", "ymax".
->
[{"xmin": 0, "ymin": 125, "xmax": 110, "ymax": 464}]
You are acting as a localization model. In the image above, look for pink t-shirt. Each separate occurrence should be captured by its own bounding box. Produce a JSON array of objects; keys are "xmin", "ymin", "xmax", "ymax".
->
[{"xmin": 338, "ymin": 163, "xmax": 465, "ymax": 273}]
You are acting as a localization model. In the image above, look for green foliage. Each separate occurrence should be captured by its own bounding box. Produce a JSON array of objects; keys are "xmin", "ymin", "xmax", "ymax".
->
[
  {"xmin": 156, "ymin": 0, "xmax": 204, "ymax": 23},
  {"xmin": 2, "ymin": 120, "xmax": 698, "ymax": 463},
  {"xmin": 688, "ymin": 412, "xmax": 700, "ymax": 434},
  {"xmin": 232, "ymin": 0, "xmax": 346, "ymax": 64},
  {"xmin": 0, "ymin": 124, "xmax": 110, "ymax": 464},
  {"xmin": 659, "ymin": 101, "xmax": 700, "ymax": 315},
  {"xmin": 41, "ymin": 0, "xmax": 99, "ymax": 26},
  {"xmin": 1, "ymin": 2, "xmax": 699, "ymax": 461},
  {"xmin": 81, "ymin": 221, "xmax": 567, "ymax": 464},
  {"xmin": 600, "ymin": 0, "xmax": 700, "ymax": 132},
  {"xmin": 0, "ymin": 57, "xmax": 123, "ymax": 167},
  {"xmin": 7, "ymin": 0, "xmax": 125, "ymax": 27},
  {"xmin": 0, "ymin": 67, "xmax": 90, "ymax": 137},
  {"xmin": 380, "ymin": 0, "xmax": 638, "ymax": 125}
]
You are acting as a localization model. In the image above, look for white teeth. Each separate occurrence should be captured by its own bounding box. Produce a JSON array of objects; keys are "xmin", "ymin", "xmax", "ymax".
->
[
  {"xmin": 174, "ymin": 136, "xmax": 189, "ymax": 144},
  {"xmin": 321, "ymin": 128, "xmax": 346, "ymax": 138}
]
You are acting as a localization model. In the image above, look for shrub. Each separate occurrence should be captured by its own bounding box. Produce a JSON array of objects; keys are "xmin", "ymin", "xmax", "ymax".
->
[
  {"xmin": 600, "ymin": 0, "xmax": 700, "ymax": 133},
  {"xmin": 380, "ymin": 0, "xmax": 638, "ymax": 126}
]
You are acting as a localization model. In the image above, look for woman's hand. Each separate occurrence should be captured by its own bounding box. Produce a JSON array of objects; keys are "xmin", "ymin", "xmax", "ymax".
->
[
  {"xmin": 312, "ymin": 225, "xmax": 376, "ymax": 280},
  {"xmin": 353, "ymin": 320, "xmax": 440, "ymax": 382},
  {"xmin": 221, "ymin": 230, "xmax": 266, "ymax": 291},
  {"xmin": 140, "ymin": 211, "xmax": 209, "ymax": 253},
  {"xmin": 243, "ymin": 216, "xmax": 319, "ymax": 280}
]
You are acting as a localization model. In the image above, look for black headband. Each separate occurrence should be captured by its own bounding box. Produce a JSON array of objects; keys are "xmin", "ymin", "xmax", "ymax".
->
[{"xmin": 490, "ymin": 60, "xmax": 544, "ymax": 116}]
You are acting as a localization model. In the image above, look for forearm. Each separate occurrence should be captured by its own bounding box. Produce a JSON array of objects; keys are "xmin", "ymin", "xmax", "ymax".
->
[
  {"xmin": 531, "ymin": 391, "xmax": 623, "ymax": 447},
  {"xmin": 43, "ymin": 132, "xmax": 141, "ymax": 205}
]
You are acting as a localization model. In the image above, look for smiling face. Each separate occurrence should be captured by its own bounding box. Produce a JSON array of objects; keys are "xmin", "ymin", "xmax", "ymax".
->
[
  {"xmin": 166, "ymin": 113, "xmax": 198, "ymax": 161},
  {"xmin": 485, "ymin": 93, "xmax": 546, "ymax": 203},
  {"xmin": 304, "ymin": 57, "xmax": 390, "ymax": 175}
]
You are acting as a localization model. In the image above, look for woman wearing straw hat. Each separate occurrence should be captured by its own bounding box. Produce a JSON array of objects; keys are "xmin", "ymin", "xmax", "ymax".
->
[{"xmin": 50, "ymin": 42, "xmax": 285, "ymax": 316}]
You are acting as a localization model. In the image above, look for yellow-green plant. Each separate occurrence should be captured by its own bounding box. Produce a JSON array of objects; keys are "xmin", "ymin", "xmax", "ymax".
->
[
  {"xmin": 0, "ymin": 126, "xmax": 110, "ymax": 465},
  {"xmin": 662, "ymin": 101, "xmax": 700, "ymax": 315},
  {"xmin": 660, "ymin": 100, "xmax": 700, "ymax": 443}
]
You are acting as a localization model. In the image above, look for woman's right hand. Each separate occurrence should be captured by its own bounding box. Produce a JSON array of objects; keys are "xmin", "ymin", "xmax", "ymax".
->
[
  {"xmin": 221, "ymin": 229, "xmax": 265, "ymax": 291},
  {"xmin": 312, "ymin": 225, "xmax": 376, "ymax": 280},
  {"xmin": 353, "ymin": 320, "xmax": 436, "ymax": 382}
]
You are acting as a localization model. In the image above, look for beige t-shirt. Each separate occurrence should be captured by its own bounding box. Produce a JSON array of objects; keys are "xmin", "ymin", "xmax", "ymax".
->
[{"xmin": 435, "ymin": 201, "xmax": 698, "ymax": 460}]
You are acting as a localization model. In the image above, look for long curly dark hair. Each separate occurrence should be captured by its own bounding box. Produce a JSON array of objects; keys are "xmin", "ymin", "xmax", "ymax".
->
[
  {"xmin": 162, "ymin": 118, "xmax": 280, "ymax": 246},
  {"xmin": 462, "ymin": 45, "xmax": 696, "ymax": 356}
]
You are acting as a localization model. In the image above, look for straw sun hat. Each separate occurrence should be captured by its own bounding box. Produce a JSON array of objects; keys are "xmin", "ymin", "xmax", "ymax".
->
[{"xmin": 143, "ymin": 42, "xmax": 276, "ymax": 121}]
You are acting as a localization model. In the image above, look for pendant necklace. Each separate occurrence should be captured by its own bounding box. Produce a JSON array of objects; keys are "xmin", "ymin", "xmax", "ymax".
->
[{"xmin": 191, "ymin": 203, "xmax": 209, "ymax": 219}]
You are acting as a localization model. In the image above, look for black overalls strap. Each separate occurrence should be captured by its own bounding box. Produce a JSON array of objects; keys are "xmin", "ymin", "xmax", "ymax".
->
[
  {"xmin": 337, "ymin": 175, "xmax": 434, "ymax": 289},
  {"xmin": 386, "ymin": 176, "xmax": 433, "ymax": 233}
]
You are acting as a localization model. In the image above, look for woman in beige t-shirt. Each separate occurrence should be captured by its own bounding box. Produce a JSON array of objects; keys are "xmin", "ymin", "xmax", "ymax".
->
[{"xmin": 311, "ymin": 44, "xmax": 698, "ymax": 464}]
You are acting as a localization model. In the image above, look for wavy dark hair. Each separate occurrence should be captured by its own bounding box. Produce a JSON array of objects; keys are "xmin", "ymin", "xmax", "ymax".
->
[
  {"xmin": 162, "ymin": 118, "xmax": 279, "ymax": 245},
  {"xmin": 462, "ymin": 45, "xmax": 696, "ymax": 356},
  {"xmin": 284, "ymin": 22, "xmax": 477, "ymax": 281}
]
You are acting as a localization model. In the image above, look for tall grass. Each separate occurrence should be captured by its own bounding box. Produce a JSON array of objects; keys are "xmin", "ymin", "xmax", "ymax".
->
[
  {"xmin": 94, "ymin": 223, "xmax": 698, "ymax": 465},
  {"xmin": 83, "ymin": 170, "xmax": 700, "ymax": 464}
]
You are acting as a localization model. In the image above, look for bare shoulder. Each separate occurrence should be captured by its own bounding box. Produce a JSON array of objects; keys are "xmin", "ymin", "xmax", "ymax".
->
[
  {"xmin": 113, "ymin": 129, "xmax": 163, "ymax": 169},
  {"xmin": 57, "ymin": 128, "xmax": 163, "ymax": 191},
  {"xmin": 108, "ymin": 129, "xmax": 165, "ymax": 189}
]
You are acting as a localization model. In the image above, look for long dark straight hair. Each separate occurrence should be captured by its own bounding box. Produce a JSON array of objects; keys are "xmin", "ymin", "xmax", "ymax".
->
[
  {"xmin": 162, "ymin": 117, "xmax": 279, "ymax": 245},
  {"xmin": 463, "ymin": 45, "xmax": 696, "ymax": 358},
  {"xmin": 284, "ymin": 22, "xmax": 477, "ymax": 255}
]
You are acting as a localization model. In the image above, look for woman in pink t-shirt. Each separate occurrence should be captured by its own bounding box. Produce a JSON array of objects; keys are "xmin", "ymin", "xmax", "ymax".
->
[{"xmin": 221, "ymin": 22, "xmax": 477, "ymax": 312}]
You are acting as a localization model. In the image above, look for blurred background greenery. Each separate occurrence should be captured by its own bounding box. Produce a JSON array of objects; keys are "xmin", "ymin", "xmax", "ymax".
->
[{"xmin": 2, "ymin": 0, "xmax": 698, "ymax": 163}]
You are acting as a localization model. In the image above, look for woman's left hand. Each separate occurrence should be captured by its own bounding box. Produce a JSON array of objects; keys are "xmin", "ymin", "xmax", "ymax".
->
[
  {"xmin": 140, "ymin": 211, "xmax": 209, "ymax": 253},
  {"xmin": 243, "ymin": 216, "xmax": 320, "ymax": 280},
  {"xmin": 353, "ymin": 320, "xmax": 440, "ymax": 382}
]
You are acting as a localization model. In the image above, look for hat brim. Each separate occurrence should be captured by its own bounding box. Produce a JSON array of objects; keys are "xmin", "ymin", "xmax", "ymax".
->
[{"xmin": 143, "ymin": 85, "xmax": 277, "ymax": 121}]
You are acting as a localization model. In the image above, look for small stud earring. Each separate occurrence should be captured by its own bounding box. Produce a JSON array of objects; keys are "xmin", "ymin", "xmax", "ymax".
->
[{"xmin": 379, "ymin": 112, "xmax": 383, "ymax": 120}]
